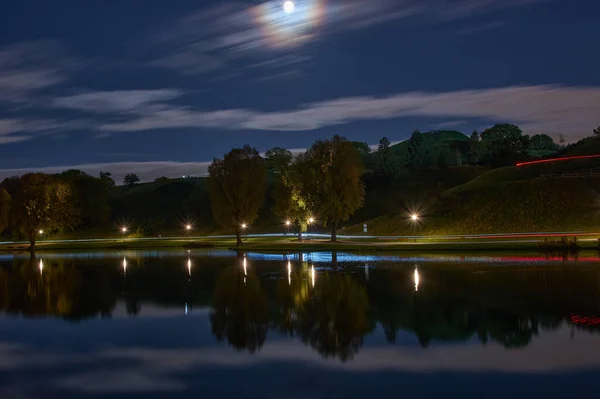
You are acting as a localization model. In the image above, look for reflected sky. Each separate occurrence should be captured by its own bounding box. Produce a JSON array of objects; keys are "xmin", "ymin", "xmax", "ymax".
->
[{"xmin": 2, "ymin": 250, "xmax": 600, "ymax": 397}]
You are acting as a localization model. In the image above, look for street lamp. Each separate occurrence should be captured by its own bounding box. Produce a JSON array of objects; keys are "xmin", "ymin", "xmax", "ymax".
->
[
  {"xmin": 121, "ymin": 227, "xmax": 128, "ymax": 234},
  {"xmin": 308, "ymin": 217, "xmax": 314, "ymax": 224},
  {"xmin": 285, "ymin": 220, "xmax": 291, "ymax": 226},
  {"xmin": 241, "ymin": 223, "xmax": 247, "ymax": 229},
  {"xmin": 185, "ymin": 224, "xmax": 192, "ymax": 231},
  {"xmin": 411, "ymin": 214, "xmax": 419, "ymax": 222},
  {"xmin": 38, "ymin": 229, "xmax": 44, "ymax": 235}
]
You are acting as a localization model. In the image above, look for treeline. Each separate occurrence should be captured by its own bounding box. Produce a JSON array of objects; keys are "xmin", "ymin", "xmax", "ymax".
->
[
  {"xmin": 0, "ymin": 123, "xmax": 596, "ymax": 248},
  {"xmin": 0, "ymin": 170, "xmax": 116, "ymax": 249}
]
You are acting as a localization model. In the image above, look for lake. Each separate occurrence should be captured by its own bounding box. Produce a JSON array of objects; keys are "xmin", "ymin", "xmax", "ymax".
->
[{"xmin": 1, "ymin": 250, "xmax": 600, "ymax": 398}]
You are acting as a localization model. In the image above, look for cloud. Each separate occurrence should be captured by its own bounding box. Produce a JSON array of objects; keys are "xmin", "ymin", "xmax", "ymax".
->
[
  {"xmin": 253, "ymin": 69, "xmax": 305, "ymax": 83},
  {"xmin": 0, "ymin": 40, "xmax": 78, "ymax": 103},
  {"xmin": 0, "ymin": 161, "xmax": 211, "ymax": 184},
  {"xmin": 0, "ymin": 118, "xmax": 88, "ymax": 144},
  {"xmin": 52, "ymin": 89, "xmax": 183, "ymax": 113},
  {"xmin": 148, "ymin": 0, "xmax": 545, "ymax": 76},
  {"xmin": 455, "ymin": 20, "xmax": 507, "ymax": 35},
  {"xmin": 94, "ymin": 85, "xmax": 600, "ymax": 140}
]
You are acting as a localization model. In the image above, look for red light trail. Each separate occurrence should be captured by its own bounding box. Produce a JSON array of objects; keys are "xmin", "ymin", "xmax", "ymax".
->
[{"xmin": 516, "ymin": 154, "xmax": 600, "ymax": 167}]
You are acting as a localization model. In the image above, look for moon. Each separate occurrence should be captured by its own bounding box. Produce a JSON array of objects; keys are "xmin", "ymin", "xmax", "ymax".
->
[{"xmin": 283, "ymin": 0, "xmax": 295, "ymax": 13}]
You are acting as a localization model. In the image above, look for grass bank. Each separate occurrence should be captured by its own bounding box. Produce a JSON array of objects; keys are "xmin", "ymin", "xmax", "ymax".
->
[{"xmin": 2, "ymin": 235, "xmax": 599, "ymax": 253}]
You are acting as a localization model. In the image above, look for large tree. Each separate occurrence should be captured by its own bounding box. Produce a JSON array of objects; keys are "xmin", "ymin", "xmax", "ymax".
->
[
  {"xmin": 480, "ymin": 124, "xmax": 530, "ymax": 166},
  {"xmin": 0, "ymin": 188, "xmax": 10, "ymax": 234},
  {"xmin": 298, "ymin": 135, "xmax": 365, "ymax": 241},
  {"xmin": 265, "ymin": 148, "xmax": 310, "ymax": 241},
  {"xmin": 207, "ymin": 145, "xmax": 267, "ymax": 245},
  {"xmin": 529, "ymin": 134, "xmax": 558, "ymax": 151},
  {"xmin": 3, "ymin": 173, "xmax": 75, "ymax": 250},
  {"xmin": 58, "ymin": 169, "xmax": 110, "ymax": 228}
]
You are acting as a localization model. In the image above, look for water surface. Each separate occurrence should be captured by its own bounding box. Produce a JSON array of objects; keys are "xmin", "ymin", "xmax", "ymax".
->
[{"xmin": 1, "ymin": 250, "xmax": 600, "ymax": 398}]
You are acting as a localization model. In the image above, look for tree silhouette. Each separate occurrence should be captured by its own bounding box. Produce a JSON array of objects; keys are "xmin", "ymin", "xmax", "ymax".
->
[
  {"xmin": 2, "ymin": 173, "xmax": 76, "ymax": 250},
  {"xmin": 123, "ymin": 173, "xmax": 140, "ymax": 186},
  {"xmin": 207, "ymin": 145, "xmax": 267, "ymax": 245},
  {"xmin": 0, "ymin": 188, "xmax": 10, "ymax": 234},
  {"xmin": 297, "ymin": 135, "xmax": 365, "ymax": 241}
]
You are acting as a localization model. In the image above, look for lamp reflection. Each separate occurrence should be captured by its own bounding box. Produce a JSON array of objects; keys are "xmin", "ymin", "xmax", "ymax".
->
[
  {"xmin": 39, "ymin": 258, "xmax": 43, "ymax": 275},
  {"xmin": 287, "ymin": 260, "xmax": 292, "ymax": 286},
  {"xmin": 243, "ymin": 255, "xmax": 247, "ymax": 285},
  {"xmin": 123, "ymin": 257, "xmax": 127, "ymax": 275},
  {"xmin": 311, "ymin": 265, "xmax": 315, "ymax": 288},
  {"xmin": 414, "ymin": 266, "xmax": 420, "ymax": 292},
  {"xmin": 187, "ymin": 257, "xmax": 192, "ymax": 276}
]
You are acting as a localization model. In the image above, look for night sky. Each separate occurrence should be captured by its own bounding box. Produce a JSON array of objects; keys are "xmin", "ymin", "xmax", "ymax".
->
[{"xmin": 1, "ymin": 0, "xmax": 599, "ymax": 182}]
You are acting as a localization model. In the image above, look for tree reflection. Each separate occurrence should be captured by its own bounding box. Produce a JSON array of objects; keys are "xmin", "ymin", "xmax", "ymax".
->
[
  {"xmin": 210, "ymin": 263, "xmax": 269, "ymax": 353},
  {"xmin": 275, "ymin": 269, "xmax": 371, "ymax": 362},
  {"xmin": 0, "ymin": 257, "xmax": 117, "ymax": 320}
]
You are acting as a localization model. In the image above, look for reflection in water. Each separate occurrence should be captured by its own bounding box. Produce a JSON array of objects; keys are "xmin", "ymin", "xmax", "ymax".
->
[
  {"xmin": 210, "ymin": 264, "xmax": 269, "ymax": 353},
  {"xmin": 414, "ymin": 265, "xmax": 419, "ymax": 292},
  {"xmin": 2, "ymin": 253, "xmax": 600, "ymax": 362}
]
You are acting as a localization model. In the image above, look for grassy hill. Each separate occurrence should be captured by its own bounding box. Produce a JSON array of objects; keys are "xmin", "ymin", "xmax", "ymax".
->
[
  {"xmin": 346, "ymin": 136, "xmax": 600, "ymax": 235},
  {"xmin": 365, "ymin": 130, "xmax": 469, "ymax": 169}
]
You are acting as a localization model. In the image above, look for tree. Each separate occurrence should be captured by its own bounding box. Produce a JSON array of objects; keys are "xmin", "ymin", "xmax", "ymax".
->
[
  {"xmin": 407, "ymin": 130, "xmax": 431, "ymax": 169},
  {"xmin": 3, "ymin": 173, "xmax": 74, "ymax": 250},
  {"xmin": 594, "ymin": 126, "xmax": 600, "ymax": 136},
  {"xmin": 123, "ymin": 173, "xmax": 140, "ymax": 186},
  {"xmin": 297, "ymin": 135, "xmax": 365, "ymax": 241},
  {"xmin": 375, "ymin": 137, "xmax": 393, "ymax": 176},
  {"xmin": 58, "ymin": 170, "xmax": 110, "ymax": 228},
  {"xmin": 480, "ymin": 124, "xmax": 529, "ymax": 166},
  {"xmin": 265, "ymin": 148, "xmax": 310, "ymax": 241},
  {"xmin": 468, "ymin": 130, "xmax": 485, "ymax": 164},
  {"xmin": 352, "ymin": 141, "xmax": 371, "ymax": 155},
  {"xmin": 99, "ymin": 171, "xmax": 116, "ymax": 188},
  {"xmin": 529, "ymin": 134, "xmax": 558, "ymax": 151},
  {"xmin": 558, "ymin": 133, "xmax": 566, "ymax": 145},
  {"xmin": 264, "ymin": 147, "xmax": 293, "ymax": 173},
  {"xmin": 207, "ymin": 145, "xmax": 267, "ymax": 245},
  {"xmin": 0, "ymin": 188, "xmax": 10, "ymax": 234}
]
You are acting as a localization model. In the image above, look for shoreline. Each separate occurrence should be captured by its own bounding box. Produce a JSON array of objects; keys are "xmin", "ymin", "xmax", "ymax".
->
[{"xmin": 1, "ymin": 235, "xmax": 598, "ymax": 253}]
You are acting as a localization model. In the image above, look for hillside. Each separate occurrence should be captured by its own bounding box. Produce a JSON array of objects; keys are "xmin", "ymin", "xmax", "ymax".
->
[
  {"xmin": 365, "ymin": 130, "xmax": 469, "ymax": 168},
  {"xmin": 346, "ymin": 137, "xmax": 600, "ymax": 235}
]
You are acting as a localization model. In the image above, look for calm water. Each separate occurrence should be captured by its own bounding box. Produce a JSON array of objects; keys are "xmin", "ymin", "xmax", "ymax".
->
[{"xmin": 2, "ymin": 250, "xmax": 600, "ymax": 398}]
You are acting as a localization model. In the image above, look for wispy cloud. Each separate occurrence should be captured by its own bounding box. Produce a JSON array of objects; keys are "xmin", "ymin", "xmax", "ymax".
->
[
  {"xmin": 148, "ymin": 0, "xmax": 545, "ymax": 76},
  {"xmin": 455, "ymin": 20, "xmax": 507, "ymax": 35},
  {"xmin": 253, "ymin": 69, "xmax": 305, "ymax": 83},
  {"xmin": 90, "ymin": 85, "xmax": 600, "ymax": 140},
  {"xmin": 0, "ymin": 40, "xmax": 80, "ymax": 103},
  {"xmin": 52, "ymin": 89, "xmax": 182, "ymax": 113},
  {"xmin": 0, "ymin": 118, "xmax": 89, "ymax": 144}
]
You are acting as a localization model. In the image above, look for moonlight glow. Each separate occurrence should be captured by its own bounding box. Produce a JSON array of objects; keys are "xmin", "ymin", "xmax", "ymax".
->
[{"xmin": 283, "ymin": 1, "xmax": 295, "ymax": 13}]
